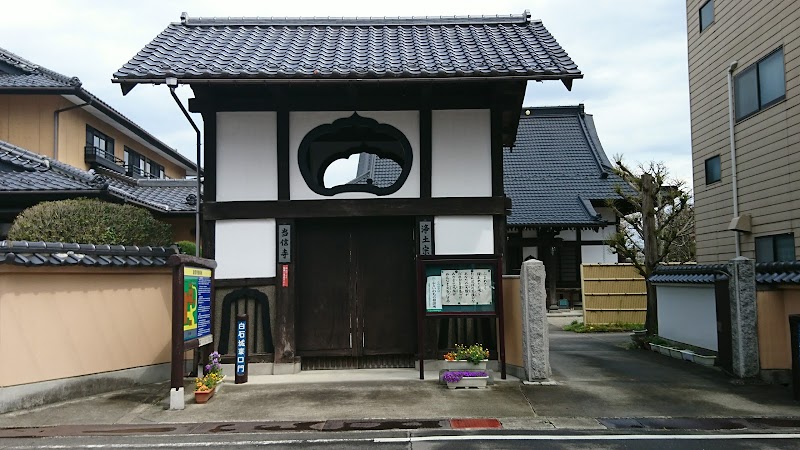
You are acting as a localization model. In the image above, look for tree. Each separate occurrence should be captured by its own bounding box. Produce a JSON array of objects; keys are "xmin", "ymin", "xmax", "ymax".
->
[{"xmin": 604, "ymin": 159, "xmax": 695, "ymax": 335}]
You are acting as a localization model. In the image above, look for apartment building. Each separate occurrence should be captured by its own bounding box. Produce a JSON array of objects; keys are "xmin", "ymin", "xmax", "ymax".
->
[{"xmin": 687, "ymin": 0, "xmax": 799, "ymax": 263}]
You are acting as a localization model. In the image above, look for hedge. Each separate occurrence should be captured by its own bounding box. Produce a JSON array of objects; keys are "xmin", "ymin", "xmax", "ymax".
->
[{"xmin": 8, "ymin": 198, "xmax": 173, "ymax": 246}]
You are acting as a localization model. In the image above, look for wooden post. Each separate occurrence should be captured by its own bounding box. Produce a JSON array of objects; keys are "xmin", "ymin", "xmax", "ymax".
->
[
  {"xmin": 235, "ymin": 313, "xmax": 249, "ymax": 384},
  {"xmin": 641, "ymin": 173, "xmax": 658, "ymax": 334}
]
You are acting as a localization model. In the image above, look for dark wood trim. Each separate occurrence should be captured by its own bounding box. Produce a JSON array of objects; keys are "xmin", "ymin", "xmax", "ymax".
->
[
  {"xmin": 575, "ymin": 228, "xmax": 583, "ymax": 278},
  {"xmin": 205, "ymin": 196, "xmax": 511, "ymax": 220},
  {"xmin": 215, "ymin": 277, "xmax": 277, "ymax": 288},
  {"xmin": 201, "ymin": 219, "xmax": 216, "ymax": 260},
  {"xmin": 277, "ymin": 108, "xmax": 290, "ymax": 201},
  {"xmin": 494, "ymin": 215, "xmax": 506, "ymax": 266},
  {"xmin": 420, "ymin": 108, "xmax": 432, "ymax": 198},
  {"xmin": 200, "ymin": 110, "xmax": 217, "ymax": 202},
  {"xmin": 490, "ymin": 107, "xmax": 504, "ymax": 197},
  {"xmin": 508, "ymin": 237, "xmax": 608, "ymax": 247},
  {"xmin": 275, "ymin": 219, "xmax": 296, "ymax": 364}
]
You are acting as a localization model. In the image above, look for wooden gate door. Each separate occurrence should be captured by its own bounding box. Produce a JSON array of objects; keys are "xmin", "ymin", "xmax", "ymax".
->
[
  {"xmin": 296, "ymin": 218, "xmax": 416, "ymax": 360},
  {"xmin": 295, "ymin": 219, "xmax": 355, "ymax": 356},
  {"xmin": 355, "ymin": 217, "xmax": 417, "ymax": 356}
]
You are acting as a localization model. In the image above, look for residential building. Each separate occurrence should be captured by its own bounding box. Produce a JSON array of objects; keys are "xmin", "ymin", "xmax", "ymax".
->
[
  {"xmin": 687, "ymin": 0, "xmax": 799, "ymax": 263},
  {"xmin": 0, "ymin": 46, "xmax": 199, "ymax": 241}
]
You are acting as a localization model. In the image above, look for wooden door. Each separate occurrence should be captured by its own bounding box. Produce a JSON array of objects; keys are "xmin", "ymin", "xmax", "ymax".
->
[
  {"xmin": 296, "ymin": 217, "xmax": 416, "ymax": 359},
  {"xmin": 295, "ymin": 220, "xmax": 354, "ymax": 356},
  {"xmin": 355, "ymin": 218, "xmax": 417, "ymax": 355}
]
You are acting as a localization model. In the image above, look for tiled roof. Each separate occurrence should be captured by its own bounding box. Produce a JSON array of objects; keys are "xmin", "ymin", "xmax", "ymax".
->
[
  {"xmin": 0, "ymin": 139, "xmax": 197, "ymax": 213},
  {"xmin": 113, "ymin": 12, "xmax": 581, "ymax": 84},
  {"xmin": 349, "ymin": 153, "xmax": 403, "ymax": 188},
  {"xmin": 756, "ymin": 262, "xmax": 800, "ymax": 285},
  {"xmin": 504, "ymin": 106, "xmax": 633, "ymax": 227},
  {"xmin": 0, "ymin": 240, "xmax": 175, "ymax": 267},
  {"xmin": 649, "ymin": 264, "xmax": 728, "ymax": 284},
  {"xmin": 0, "ymin": 46, "xmax": 197, "ymax": 173}
]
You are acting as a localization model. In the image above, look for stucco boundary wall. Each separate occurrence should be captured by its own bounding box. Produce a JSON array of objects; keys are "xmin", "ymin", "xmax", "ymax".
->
[{"xmin": 0, "ymin": 265, "xmax": 173, "ymax": 413}]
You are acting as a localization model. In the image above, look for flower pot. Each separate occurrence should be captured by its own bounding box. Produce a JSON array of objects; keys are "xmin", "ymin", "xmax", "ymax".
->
[
  {"xmin": 444, "ymin": 359, "xmax": 488, "ymax": 371},
  {"xmin": 680, "ymin": 350, "xmax": 695, "ymax": 362},
  {"xmin": 669, "ymin": 348, "xmax": 683, "ymax": 359},
  {"xmin": 694, "ymin": 354, "xmax": 716, "ymax": 367},
  {"xmin": 194, "ymin": 387, "xmax": 215, "ymax": 404},
  {"xmin": 446, "ymin": 376, "xmax": 489, "ymax": 389}
]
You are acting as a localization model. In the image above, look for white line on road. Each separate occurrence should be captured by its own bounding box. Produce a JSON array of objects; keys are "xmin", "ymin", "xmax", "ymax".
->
[{"xmin": 376, "ymin": 433, "xmax": 800, "ymax": 443}]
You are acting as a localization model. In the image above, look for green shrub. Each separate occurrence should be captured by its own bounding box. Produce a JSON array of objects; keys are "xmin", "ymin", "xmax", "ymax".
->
[
  {"xmin": 563, "ymin": 321, "xmax": 645, "ymax": 333},
  {"xmin": 8, "ymin": 198, "xmax": 172, "ymax": 246},
  {"xmin": 176, "ymin": 240, "xmax": 197, "ymax": 255}
]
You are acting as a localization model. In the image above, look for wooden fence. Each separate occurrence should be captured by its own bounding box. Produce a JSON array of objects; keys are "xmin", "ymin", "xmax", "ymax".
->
[{"xmin": 580, "ymin": 264, "xmax": 646, "ymax": 324}]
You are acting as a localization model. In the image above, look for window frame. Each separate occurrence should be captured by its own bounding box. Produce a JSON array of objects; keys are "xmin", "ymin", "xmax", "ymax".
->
[
  {"xmin": 704, "ymin": 155, "xmax": 721, "ymax": 185},
  {"xmin": 699, "ymin": 0, "xmax": 714, "ymax": 33},
  {"xmin": 86, "ymin": 125, "xmax": 115, "ymax": 160},
  {"xmin": 734, "ymin": 47, "xmax": 786, "ymax": 122},
  {"xmin": 755, "ymin": 233, "xmax": 796, "ymax": 263}
]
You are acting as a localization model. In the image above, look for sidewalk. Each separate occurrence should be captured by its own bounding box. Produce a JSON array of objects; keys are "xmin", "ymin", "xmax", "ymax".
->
[{"xmin": 0, "ymin": 327, "xmax": 797, "ymax": 433}]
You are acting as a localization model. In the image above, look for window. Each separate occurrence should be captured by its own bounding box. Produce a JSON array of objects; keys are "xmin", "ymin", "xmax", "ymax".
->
[
  {"xmin": 755, "ymin": 233, "xmax": 795, "ymax": 263},
  {"xmin": 699, "ymin": 0, "xmax": 714, "ymax": 32},
  {"xmin": 298, "ymin": 113, "xmax": 413, "ymax": 196},
  {"xmin": 86, "ymin": 126, "xmax": 114, "ymax": 160},
  {"xmin": 735, "ymin": 48, "xmax": 786, "ymax": 120},
  {"xmin": 705, "ymin": 155, "xmax": 721, "ymax": 184},
  {"xmin": 124, "ymin": 146, "xmax": 166, "ymax": 179}
]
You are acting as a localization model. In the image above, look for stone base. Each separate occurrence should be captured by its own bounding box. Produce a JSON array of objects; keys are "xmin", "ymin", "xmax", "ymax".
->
[{"xmin": 169, "ymin": 387, "xmax": 185, "ymax": 410}]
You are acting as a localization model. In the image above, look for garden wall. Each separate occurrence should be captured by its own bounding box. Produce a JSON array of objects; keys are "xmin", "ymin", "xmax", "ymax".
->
[
  {"xmin": 655, "ymin": 284, "xmax": 718, "ymax": 351},
  {"xmin": 757, "ymin": 287, "xmax": 800, "ymax": 370}
]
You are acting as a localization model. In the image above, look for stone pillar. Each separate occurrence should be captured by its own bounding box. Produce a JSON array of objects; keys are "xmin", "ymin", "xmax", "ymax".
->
[
  {"xmin": 727, "ymin": 256, "xmax": 759, "ymax": 378},
  {"xmin": 520, "ymin": 258, "xmax": 550, "ymax": 381}
]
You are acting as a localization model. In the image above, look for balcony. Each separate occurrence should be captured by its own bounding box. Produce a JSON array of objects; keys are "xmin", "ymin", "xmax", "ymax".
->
[{"xmin": 84, "ymin": 145, "xmax": 125, "ymax": 174}]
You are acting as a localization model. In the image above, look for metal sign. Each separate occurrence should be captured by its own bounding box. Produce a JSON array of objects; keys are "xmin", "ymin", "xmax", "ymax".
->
[
  {"xmin": 419, "ymin": 219, "xmax": 433, "ymax": 256},
  {"xmin": 183, "ymin": 267, "xmax": 212, "ymax": 345},
  {"xmin": 278, "ymin": 224, "xmax": 291, "ymax": 263}
]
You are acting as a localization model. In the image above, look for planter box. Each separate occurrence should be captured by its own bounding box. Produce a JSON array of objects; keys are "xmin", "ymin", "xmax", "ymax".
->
[
  {"xmin": 669, "ymin": 348, "xmax": 684, "ymax": 359},
  {"xmin": 446, "ymin": 376, "xmax": 489, "ymax": 389},
  {"xmin": 194, "ymin": 387, "xmax": 215, "ymax": 404},
  {"xmin": 649, "ymin": 344, "xmax": 662, "ymax": 353},
  {"xmin": 694, "ymin": 354, "xmax": 716, "ymax": 366},
  {"xmin": 658, "ymin": 346, "xmax": 672, "ymax": 356},
  {"xmin": 679, "ymin": 350, "xmax": 695, "ymax": 362},
  {"xmin": 444, "ymin": 360, "xmax": 488, "ymax": 371}
]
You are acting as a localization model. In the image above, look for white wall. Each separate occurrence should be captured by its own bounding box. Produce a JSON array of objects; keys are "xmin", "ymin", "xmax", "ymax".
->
[
  {"xmin": 215, "ymin": 220, "xmax": 276, "ymax": 279},
  {"xmin": 580, "ymin": 207, "xmax": 617, "ymax": 241},
  {"xmin": 522, "ymin": 246, "xmax": 538, "ymax": 260},
  {"xmin": 581, "ymin": 245, "xmax": 617, "ymax": 264},
  {"xmin": 216, "ymin": 112, "xmax": 278, "ymax": 201},
  {"xmin": 434, "ymin": 216, "xmax": 494, "ymax": 255},
  {"xmin": 288, "ymin": 111, "xmax": 420, "ymax": 200},
  {"xmin": 431, "ymin": 109, "xmax": 491, "ymax": 197},
  {"xmin": 655, "ymin": 284, "xmax": 718, "ymax": 351}
]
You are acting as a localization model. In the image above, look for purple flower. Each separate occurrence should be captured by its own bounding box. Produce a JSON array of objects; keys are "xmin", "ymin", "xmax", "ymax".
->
[{"xmin": 442, "ymin": 370, "xmax": 488, "ymax": 383}]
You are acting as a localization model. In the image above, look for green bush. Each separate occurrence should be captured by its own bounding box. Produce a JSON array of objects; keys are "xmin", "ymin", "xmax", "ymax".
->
[
  {"xmin": 563, "ymin": 320, "xmax": 645, "ymax": 333},
  {"xmin": 176, "ymin": 240, "xmax": 197, "ymax": 255},
  {"xmin": 8, "ymin": 198, "xmax": 173, "ymax": 246}
]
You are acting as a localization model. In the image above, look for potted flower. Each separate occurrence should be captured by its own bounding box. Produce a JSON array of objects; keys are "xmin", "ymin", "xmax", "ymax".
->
[
  {"xmin": 194, "ymin": 352, "xmax": 224, "ymax": 404},
  {"xmin": 442, "ymin": 370, "xmax": 489, "ymax": 389},
  {"xmin": 444, "ymin": 344, "xmax": 490, "ymax": 370}
]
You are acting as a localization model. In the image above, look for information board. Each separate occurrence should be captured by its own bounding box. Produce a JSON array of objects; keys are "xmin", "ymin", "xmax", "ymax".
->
[
  {"xmin": 423, "ymin": 263, "xmax": 496, "ymax": 314},
  {"xmin": 183, "ymin": 266, "xmax": 212, "ymax": 344}
]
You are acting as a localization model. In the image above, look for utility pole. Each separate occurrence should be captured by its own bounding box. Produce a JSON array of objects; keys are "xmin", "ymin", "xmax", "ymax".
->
[{"xmin": 641, "ymin": 173, "xmax": 658, "ymax": 334}]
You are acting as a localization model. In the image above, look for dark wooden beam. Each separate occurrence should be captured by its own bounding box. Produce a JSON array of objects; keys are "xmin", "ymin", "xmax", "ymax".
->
[
  {"xmin": 215, "ymin": 277, "xmax": 277, "ymax": 288},
  {"xmin": 277, "ymin": 108, "xmax": 290, "ymax": 201},
  {"xmin": 420, "ymin": 108, "xmax": 432, "ymax": 199},
  {"xmin": 490, "ymin": 107, "xmax": 504, "ymax": 197},
  {"xmin": 204, "ymin": 196, "xmax": 511, "ymax": 220},
  {"xmin": 200, "ymin": 110, "xmax": 217, "ymax": 260},
  {"xmin": 274, "ymin": 219, "xmax": 296, "ymax": 365}
]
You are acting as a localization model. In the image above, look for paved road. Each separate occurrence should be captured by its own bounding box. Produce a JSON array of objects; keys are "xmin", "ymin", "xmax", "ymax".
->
[{"xmin": 2, "ymin": 430, "xmax": 800, "ymax": 449}]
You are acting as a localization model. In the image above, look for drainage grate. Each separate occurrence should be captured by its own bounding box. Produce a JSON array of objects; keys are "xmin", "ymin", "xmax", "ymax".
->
[{"xmin": 301, "ymin": 355, "xmax": 415, "ymax": 370}]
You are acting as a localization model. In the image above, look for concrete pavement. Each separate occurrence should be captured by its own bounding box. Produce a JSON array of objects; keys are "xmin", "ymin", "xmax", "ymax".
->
[{"xmin": 0, "ymin": 327, "xmax": 797, "ymax": 433}]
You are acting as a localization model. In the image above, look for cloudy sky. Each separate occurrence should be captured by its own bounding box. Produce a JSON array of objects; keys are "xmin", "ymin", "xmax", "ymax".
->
[{"xmin": 2, "ymin": 0, "xmax": 692, "ymax": 188}]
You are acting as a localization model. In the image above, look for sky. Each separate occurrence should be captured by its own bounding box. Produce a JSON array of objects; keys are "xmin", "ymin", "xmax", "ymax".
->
[{"xmin": 1, "ymin": 0, "xmax": 693, "ymax": 189}]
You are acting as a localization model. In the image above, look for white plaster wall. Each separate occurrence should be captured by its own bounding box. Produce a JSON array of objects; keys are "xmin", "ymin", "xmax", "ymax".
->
[
  {"xmin": 431, "ymin": 109, "xmax": 491, "ymax": 197},
  {"xmin": 288, "ymin": 111, "xmax": 420, "ymax": 200},
  {"xmin": 522, "ymin": 246, "xmax": 538, "ymax": 260},
  {"xmin": 214, "ymin": 220, "xmax": 276, "ymax": 279},
  {"xmin": 216, "ymin": 112, "xmax": 278, "ymax": 201},
  {"xmin": 580, "ymin": 208, "xmax": 617, "ymax": 241},
  {"xmin": 655, "ymin": 284, "xmax": 718, "ymax": 351},
  {"xmin": 581, "ymin": 245, "xmax": 617, "ymax": 264},
  {"xmin": 434, "ymin": 216, "xmax": 494, "ymax": 255}
]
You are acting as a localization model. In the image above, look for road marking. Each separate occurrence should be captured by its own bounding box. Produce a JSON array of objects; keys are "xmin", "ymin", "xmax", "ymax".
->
[{"xmin": 375, "ymin": 433, "xmax": 800, "ymax": 443}]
